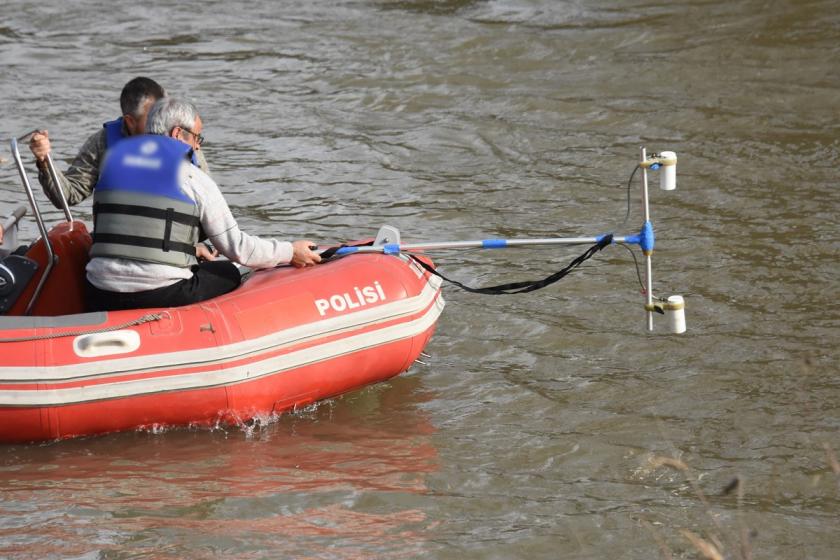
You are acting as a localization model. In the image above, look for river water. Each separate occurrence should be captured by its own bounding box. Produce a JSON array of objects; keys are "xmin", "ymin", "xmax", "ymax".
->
[{"xmin": 1, "ymin": 0, "xmax": 839, "ymax": 558}]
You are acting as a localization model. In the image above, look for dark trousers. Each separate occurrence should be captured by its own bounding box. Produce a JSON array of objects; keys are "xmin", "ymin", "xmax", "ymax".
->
[{"xmin": 85, "ymin": 261, "xmax": 242, "ymax": 312}]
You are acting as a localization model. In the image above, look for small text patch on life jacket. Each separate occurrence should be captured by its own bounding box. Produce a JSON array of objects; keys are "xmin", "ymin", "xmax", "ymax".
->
[{"xmin": 122, "ymin": 154, "xmax": 163, "ymax": 170}]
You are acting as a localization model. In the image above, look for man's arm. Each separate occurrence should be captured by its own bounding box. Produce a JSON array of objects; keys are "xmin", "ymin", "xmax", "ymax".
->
[
  {"xmin": 32, "ymin": 129, "xmax": 106, "ymax": 208},
  {"xmin": 186, "ymin": 166, "xmax": 318, "ymax": 269}
]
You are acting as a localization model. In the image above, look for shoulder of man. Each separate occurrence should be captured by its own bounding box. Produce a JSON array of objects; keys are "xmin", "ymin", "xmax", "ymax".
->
[
  {"xmin": 84, "ymin": 128, "xmax": 108, "ymax": 156},
  {"xmin": 65, "ymin": 128, "xmax": 108, "ymax": 168},
  {"xmin": 180, "ymin": 160, "xmax": 220, "ymax": 202}
]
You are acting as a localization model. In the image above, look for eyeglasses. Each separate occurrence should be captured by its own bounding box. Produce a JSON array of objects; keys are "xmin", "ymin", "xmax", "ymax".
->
[{"xmin": 173, "ymin": 125, "xmax": 205, "ymax": 146}]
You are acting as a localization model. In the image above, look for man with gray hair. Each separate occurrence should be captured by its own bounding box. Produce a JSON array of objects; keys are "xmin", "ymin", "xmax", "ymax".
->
[
  {"xmin": 28, "ymin": 77, "xmax": 209, "ymax": 209},
  {"xmin": 84, "ymin": 97, "xmax": 320, "ymax": 311}
]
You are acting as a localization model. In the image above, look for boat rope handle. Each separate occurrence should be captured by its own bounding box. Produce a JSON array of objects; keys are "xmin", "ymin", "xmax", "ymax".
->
[{"xmin": 0, "ymin": 312, "xmax": 167, "ymax": 343}]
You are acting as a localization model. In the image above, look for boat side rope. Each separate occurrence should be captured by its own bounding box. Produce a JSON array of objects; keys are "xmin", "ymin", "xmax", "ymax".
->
[{"xmin": 0, "ymin": 312, "xmax": 167, "ymax": 343}]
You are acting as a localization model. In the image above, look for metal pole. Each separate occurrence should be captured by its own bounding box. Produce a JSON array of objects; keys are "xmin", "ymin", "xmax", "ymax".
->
[
  {"xmin": 641, "ymin": 147, "xmax": 654, "ymax": 331},
  {"xmin": 328, "ymin": 236, "xmax": 617, "ymax": 256},
  {"xmin": 325, "ymin": 232, "xmax": 658, "ymax": 257},
  {"xmin": 400, "ymin": 237, "xmax": 603, "ymax": 250},
  {"xmin": 15, "ymin": 130, "xmax": 73, "ymax": 224},
  {"xmin": 45, "ymin": 154, "xmax": 73, "ymax": 224},
  {"xmin": 10, "ymin": 138, "xmax": 57, "ymax": 315}
]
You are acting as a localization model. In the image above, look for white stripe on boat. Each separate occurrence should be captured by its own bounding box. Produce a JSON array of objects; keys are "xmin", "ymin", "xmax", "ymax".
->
[
  {"xmin": 0, "ymin": 293, "xmax": 444, "ymax": 407},
  {"xmin": 0, "ymin": 276, "xmax": 441, "ymax": 383}
]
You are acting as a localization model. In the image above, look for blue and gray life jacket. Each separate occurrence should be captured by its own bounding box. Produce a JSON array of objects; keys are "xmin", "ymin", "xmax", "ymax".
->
[{"xmin": 91, "ymin": 135, "xmax": 201, "ymax": 268}]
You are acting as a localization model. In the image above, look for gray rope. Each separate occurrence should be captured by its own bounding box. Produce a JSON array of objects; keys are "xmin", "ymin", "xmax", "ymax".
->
[{"xmin": 0, "ymin": 312, "xmax": 167, "ymax": 343}]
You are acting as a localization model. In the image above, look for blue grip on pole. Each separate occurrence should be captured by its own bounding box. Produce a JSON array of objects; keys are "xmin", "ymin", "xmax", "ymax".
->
[
  {"xmin": 335, "ymin": 246, "xmax": 359, "ymax": 256},
  {"xmin": 482, "ymin": 239, "xmax": 507, "ymax": 248},
  {"xmin": 383, "ymin": 243, "xmax": 401, "ymax": 255},
  {"xmin": 640, "ymin": 221, "xmax": 654, "ymax": 253}
]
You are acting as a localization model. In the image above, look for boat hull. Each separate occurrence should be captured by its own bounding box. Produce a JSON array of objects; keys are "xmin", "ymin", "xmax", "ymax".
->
[{"xmin": 0, "ymin": 252, "xmax": 444, "ymax": 443}]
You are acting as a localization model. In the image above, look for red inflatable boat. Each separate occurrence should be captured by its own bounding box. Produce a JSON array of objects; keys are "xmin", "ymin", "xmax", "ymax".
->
[
  {"xmin": 0, "ymin": 219, "xmax": 443, "ymax": 443},
  {"xmin": 0, "ymin": 139, "xmax": 444, "ymax": 443}
]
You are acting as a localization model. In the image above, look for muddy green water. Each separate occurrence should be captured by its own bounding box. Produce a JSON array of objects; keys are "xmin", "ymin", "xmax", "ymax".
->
[{"xmin": 1, "ymin": 1, "xmax": 839, "ymax": 558}]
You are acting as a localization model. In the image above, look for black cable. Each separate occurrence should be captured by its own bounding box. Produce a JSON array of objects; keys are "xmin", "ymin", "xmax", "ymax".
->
[
  {"xmin": 408, "ymin": 235, "xmax": 613, "ymax": 295},
  {"xmin": 616, "ymin": 242, "xmax": 645, "ymax": 292},
  {"xmin": 618, "ymin": 164, "xmax": 640, "ymax": 230}
]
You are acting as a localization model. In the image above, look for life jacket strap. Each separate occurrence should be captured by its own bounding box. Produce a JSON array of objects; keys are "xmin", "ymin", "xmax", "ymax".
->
[
  {"xmin": 91, "ymin": 233, "xmax": 196, "ymax": 256},
  {"xmin": 93, "ymin": 202, "xmax": 201, "ymax": 228}
]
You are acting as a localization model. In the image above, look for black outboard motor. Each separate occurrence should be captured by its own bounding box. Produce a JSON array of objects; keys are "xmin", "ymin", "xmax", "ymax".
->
[
  {"xmin": 0, "ymin": 255, "xmax": 38, "ymax": 314},
  {"xmin": 0, "ymin": 206, "xmax": 38, "ymax": 314}
]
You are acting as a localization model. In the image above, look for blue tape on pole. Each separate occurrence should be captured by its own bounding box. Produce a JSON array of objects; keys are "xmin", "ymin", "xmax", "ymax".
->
[
  {"xmin": 624, "ymin": 233, "xmax": 640, "ymax": 245},
  {"xmin": 640, "ymin": 221, "xmax": 654, "ymax": 253},
  {"xmin": 335, "ymin": 247, "xmax": 359, "ymax": 256},
  {"xmin": 482, "ymin": 239, "xmax": 507, "ymax": 248},
  {"xmin": 383, "ymin": 243, "xmax": 401, "ymax": 255},
  {"xmin": 596, "ymin": 233, "xmax": 613, "ymax": 244}
]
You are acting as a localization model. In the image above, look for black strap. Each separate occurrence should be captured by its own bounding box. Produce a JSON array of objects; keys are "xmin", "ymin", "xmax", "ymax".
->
[
  {"xmin": 92, "ymin": 233, "xmax": 196, "ymax": 257},
  {"xmin": 409, "ymin": 234, "xmax": 613, "ymax": 295},
  {"xmin": 163, "ymin": 208, "xmax": 174, "ymax": 252},
  {"xmin": 319, "ymin": 240, "xmax": 374, "ymax": 261},
  {"xmin": 93, "ymin": 202, "xmax": 201, "ymax": 227}
]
